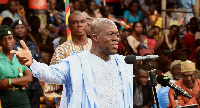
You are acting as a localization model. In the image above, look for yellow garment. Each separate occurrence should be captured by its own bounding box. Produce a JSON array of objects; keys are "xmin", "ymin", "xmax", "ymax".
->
[{"xmin": 149, "ymin": 15, "xmax": 163, "ymax": 29}]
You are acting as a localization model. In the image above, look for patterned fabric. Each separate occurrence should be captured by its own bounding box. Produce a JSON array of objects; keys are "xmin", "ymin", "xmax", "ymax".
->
[
  {"xmin": 50, "ymin": 38, "xmax": 92, "ymax": 108},
  {"xmin": 87, "ymin": 52, "xmax": 124, "ymax": 107},
  {"xmin": 56, "ymin": 11, "xmax": 65, "ymax": 25},
  {"xmin": 30, "ymin": 51, "xmax": 133, "ymax": 108},
  {"xmin": 50, "ymin": 38, "xmax": 92, "ymax": 65}
]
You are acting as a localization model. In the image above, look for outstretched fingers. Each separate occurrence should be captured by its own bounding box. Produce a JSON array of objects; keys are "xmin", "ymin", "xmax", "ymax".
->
[{"xmin": 20, "ymin": 40, "xmax": 29, "ymax": 50}]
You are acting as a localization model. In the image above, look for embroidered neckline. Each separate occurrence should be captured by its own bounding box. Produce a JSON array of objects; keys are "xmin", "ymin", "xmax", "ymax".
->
[{"xmin": 165, "ymin": 35, "xmax": 177, "ymax": 50}]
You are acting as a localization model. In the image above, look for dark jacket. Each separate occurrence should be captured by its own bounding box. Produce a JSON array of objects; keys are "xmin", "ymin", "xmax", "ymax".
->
[{"xmin": 133, "ymin": 78, "xmax": 154, "ymax": 108}]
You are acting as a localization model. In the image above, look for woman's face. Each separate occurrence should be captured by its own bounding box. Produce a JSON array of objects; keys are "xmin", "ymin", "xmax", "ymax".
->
[
  {"xmin": 154, "ymin": 27, "xmax": 160, "ymax": 34},
  {"xmin": 130, "ymin": 3, "xmax": 138, "ymax": 12},
  {"xmin": 0, "ymin": 35, "xmax": 15, "ymax": 52},
  {"xmin": 61, "ymin": 28, "xmax": 67, "ymax": 37},
  {"xmin": 147, "ymin": 29, "xmax": 155, "ymax": 38},
  {"xmin": 134, "ymin": 23, "xmax": 143, "ymax": 35},
  {"xmin": 169, "ymin": 27, "xmax": 178, "ymax": 37},
  {"xmin": 89, "ymin": 1, "xmax": 96, "ymax": 11}
]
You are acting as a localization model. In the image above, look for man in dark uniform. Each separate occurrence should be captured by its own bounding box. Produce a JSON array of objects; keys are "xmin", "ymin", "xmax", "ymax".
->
[{"xmin": 11, "ymin": 19, "xmax": 43, "ymax": 108}]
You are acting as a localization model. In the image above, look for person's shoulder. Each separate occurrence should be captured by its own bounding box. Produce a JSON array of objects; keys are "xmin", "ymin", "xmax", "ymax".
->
[
  {"xmin": 112, "ymin": 54, "xmax": 126, "ymax": 62},
  {"xmin": 26, "ymin": 40, "xmax": 37, "ymax": 46},
  {"xmin": 1, "ymin": 10, "xmax": 9, "ymax": 14},
  {"xmin": 127, "ymin": 35, "xmax": 135, "ymax": 40},
  {"xmin": 138, "ymin": 10, "xmax": 142, "ymax": 13},
  {"xmin": 57, "ymin": 40, "xmax": 73, "ymax": 49},
  {"xmin": 0, "ymin": 51, "xmax": 5, "ymax": 59},
  {"xmin": 174, "ymin": 79, "xmax": 183, "ymax": 86},
  {"xmin": 0, "ymin": 10, "xmax": 10, "ymax": 17},
  {"xmin": 196, "ymin": 79, "xmax": 200, "ymax": 84},
  {"xmin": 66, "ymin": 50, "xmax": 89, "ymax": 60},
  {"xmin": 124, "ymin": 10, "xmax": 129, "ymax": 14}
]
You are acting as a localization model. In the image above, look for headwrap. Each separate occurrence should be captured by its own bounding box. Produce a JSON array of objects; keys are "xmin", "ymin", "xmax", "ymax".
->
[
  {"xmin": 58, "ymin": 25, "xmax": 66, "ymax": 36},
  {"xmin": 170, "ymin": 60, "xmax": 182, "ymax": 69}
]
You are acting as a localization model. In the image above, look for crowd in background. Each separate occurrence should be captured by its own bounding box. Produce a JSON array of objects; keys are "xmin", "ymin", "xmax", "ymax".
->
[{"xmin": 0, "ymin": 0, "xmax": 200, "ymax": 108}]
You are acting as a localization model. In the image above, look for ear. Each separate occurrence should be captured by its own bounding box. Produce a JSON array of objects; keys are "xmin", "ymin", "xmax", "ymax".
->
[{"xmin": 91, "ymin": 34, "xmax": 98, "ymax": 42}]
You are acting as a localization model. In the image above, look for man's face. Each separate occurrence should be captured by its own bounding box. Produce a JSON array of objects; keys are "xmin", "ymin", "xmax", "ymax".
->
[
  {"xmin": 9, "ymin": 1, "xmax": 16, "ymax": 13},
  {"xmin": 171, "ymin": 64, "xmax": 182, "ymax": 80},
  {"xmin": 97, "ymin": 24, "xmax": 119, "ymax": 55},
  {"xmin": 182, "ymin": 71, "xmax": 196, "ymax": 89},
  {"xmin": 135, "ymin": 69, "xmax": 149, "ymax": 86},
  {"xmin": 13, "ymin": 25, "xmax": 27, "ymax": 38},
  {"xmin": 69, "ymin": 14, "xmax": 87, "ymax": 37}
]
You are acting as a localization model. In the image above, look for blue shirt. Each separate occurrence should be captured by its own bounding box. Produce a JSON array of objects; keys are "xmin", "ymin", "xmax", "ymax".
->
[
  {"xmin": 94, "ymin": 0, "xmax": 102, "ymax": 6},
  {"xmin": 174, "ymin": 0, "xmax": 195, "ymax": 15},
  {"xmin": 123, "ymin": 10, "xmax": 143, "ymax": 23},
  {"xmin": 14, "ymin": 40, "xmax": 42, "ymax": 61}
]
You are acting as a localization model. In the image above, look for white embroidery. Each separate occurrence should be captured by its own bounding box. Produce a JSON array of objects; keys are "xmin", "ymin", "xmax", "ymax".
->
[{"xmin": 87, "ymin": 53, "xmax": 124, "ymax": 108}]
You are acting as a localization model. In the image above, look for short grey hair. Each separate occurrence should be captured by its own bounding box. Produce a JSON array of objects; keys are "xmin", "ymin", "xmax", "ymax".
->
[{"xmin": 90, "ymin": 18, "xmax": 116, "ymax": 35}]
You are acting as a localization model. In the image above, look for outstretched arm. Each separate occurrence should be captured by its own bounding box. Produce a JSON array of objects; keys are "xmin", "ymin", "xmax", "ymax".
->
[{"xmin": 10, "ymin": 40, "xmax": 70, "ymax": 84}]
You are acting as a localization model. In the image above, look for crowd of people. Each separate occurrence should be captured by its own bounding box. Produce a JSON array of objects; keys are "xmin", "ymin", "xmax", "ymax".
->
[{"xmin": 0, "ymin": 0, "xmax": 200, "ymax": 108}]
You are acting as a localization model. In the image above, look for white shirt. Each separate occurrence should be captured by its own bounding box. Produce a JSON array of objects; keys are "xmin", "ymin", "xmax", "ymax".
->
[{"xmin": 1, "ymin": 10, "xmax": 21, "ymax": 22}]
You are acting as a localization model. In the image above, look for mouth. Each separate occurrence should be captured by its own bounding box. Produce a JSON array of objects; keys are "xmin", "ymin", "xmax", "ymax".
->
[
  {"xmin": 77, "ymin": 29, "xmax": 84, "ymax": 33},
  {"xmin": 112, "ymin": 44, "xmax": 118, "ymax": 49}
]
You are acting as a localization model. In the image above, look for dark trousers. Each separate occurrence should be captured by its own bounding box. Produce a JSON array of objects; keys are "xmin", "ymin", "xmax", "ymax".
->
[{"xmin": 28, "ymin": 90, "xmax": 41, "ymax": 108}]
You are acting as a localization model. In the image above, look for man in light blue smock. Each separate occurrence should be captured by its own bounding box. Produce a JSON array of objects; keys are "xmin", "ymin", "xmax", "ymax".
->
[{"xmin": 11, "ymin": 18, "xmax": 133, "ymax": 108}]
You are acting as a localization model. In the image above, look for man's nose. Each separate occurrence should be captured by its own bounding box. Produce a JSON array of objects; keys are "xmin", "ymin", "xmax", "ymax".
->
[
  {"xmin": 186, "ymin": 76, "xmax": 192, "ymax": 80},
  {"xmin": 77, "ymin": 22, "xmax": 83, "ymax": 27}
]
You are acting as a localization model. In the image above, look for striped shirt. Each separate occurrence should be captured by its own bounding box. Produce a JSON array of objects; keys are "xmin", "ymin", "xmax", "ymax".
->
[{"xmin": 50, "ymin": 38, "xmax": 92, "ymax": 65}]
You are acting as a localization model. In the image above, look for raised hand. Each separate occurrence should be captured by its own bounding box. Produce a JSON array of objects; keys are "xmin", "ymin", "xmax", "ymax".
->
[{"xmin": 10, "ymin": 40, "xmax": 33, "ymax": 67}]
